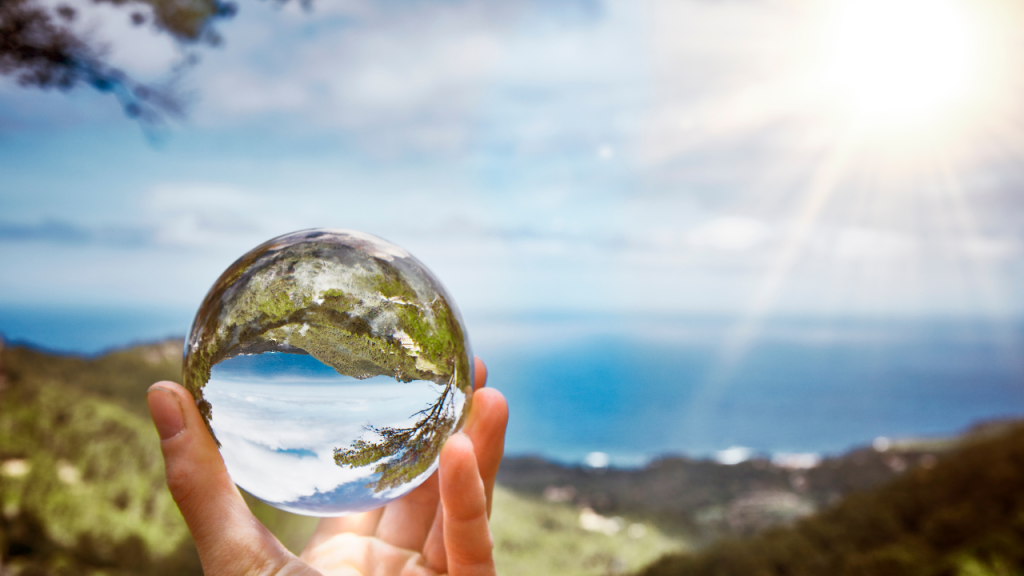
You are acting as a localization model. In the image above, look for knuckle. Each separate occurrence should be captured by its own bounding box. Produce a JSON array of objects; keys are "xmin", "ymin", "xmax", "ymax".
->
[
  {"xmin": 450, "ymin": 506, "xmax": 489, "ymax": 524},
  {"xmin": 164, "ymin": 461, "xmax": 197, "ymax": 507},
  {"xmin": 449, "ymin": 537, "xmax": 494, "ymax": 570}
]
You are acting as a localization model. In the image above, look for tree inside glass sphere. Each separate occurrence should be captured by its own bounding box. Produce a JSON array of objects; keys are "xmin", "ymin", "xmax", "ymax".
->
[{"xmin": 183, "ymin": 229, "xmax": 473, "ymax": 516}]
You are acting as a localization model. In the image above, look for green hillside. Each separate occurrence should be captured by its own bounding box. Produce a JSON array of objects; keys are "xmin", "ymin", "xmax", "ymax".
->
[
  {"xmin": 0, "ymin": 339, "xmax": 685, "ymax": 575},
  {"xmin": 637, "ymin": 422, "xmax": 1024, "ymax": 576},
  {"xmin": 497, "ymin": 438, "xmax": 957, "ymax": 543},
  {"xmin": 5, "ymin": 337, "xmax": 1019, "ymax": 576},
  {"xmin": 1, "ymin": 339, "xmax": 184, "ymax": 418},
  {"xmin": 0, "ymin": 342, "xmax": 201, "ymax": 575},
  {"xmin": 491, "ymin": 486, "xmax": 684, "ymax": 576}
]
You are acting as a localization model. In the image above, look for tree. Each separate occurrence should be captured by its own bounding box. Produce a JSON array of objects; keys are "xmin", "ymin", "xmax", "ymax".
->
[
  {"xmin": 333, "ymin": 371, "xmax": 461, "ymax": 493},
  {"xmin": 0, "ymin": 0, "xmax": 237, "ymax": 124}
]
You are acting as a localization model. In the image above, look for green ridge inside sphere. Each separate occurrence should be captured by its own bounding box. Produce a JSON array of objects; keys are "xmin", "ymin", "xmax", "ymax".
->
[{"xmin": 183, "ymin": 229, "xmax": 473, "ymax": 516}]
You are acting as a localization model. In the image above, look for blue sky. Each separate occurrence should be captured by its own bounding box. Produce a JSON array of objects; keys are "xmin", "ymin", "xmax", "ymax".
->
[{"xmin": 1, "ymin": 0, "xmax": 1023, "ymax": 321}]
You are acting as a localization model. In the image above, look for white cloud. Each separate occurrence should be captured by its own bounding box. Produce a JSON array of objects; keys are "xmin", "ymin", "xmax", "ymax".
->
[
  {"xmin": 958, "ymin": 237, "xmax": 1020, "ymax": 260},
  {"xmin": 2, "ymin": 0, "xmax": 1022, "ymax": 318},
  {"xmin": 161, "ymin": 0, "xmax": 650, "ymax": 156},
  {"xmin": 145, "ymin": 184, "xmax": 282, "ymax": 249},
  {"xmin": 206, "ymin": 374, "xmax": 454, "ymax": 509},
  {"xmin": 185, "ymin": 0, "xmax": 516, "ymax": 152},
  {"xmin": 688, "ymin": 216, "xmax": 773, "ymax": 252},
  {"xmin": 831, "ymin": 227, "xmax": 918, "ymax": 261},
  {"xmin": 636, "ymin": 0, "xmax": 829, "ymax": 165}
]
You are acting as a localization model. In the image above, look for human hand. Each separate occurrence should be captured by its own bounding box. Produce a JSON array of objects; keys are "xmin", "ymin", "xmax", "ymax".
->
[{"xmin": 147, "ymin": 357, "xmax": 508, "ymax": 576}]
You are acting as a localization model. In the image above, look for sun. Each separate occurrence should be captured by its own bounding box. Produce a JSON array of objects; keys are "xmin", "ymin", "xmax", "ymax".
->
[{"xmin": 823, "ymin": 0, "xmax": 980, "ymax": 130}]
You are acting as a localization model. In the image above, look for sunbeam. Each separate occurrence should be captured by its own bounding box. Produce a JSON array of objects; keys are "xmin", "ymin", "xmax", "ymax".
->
[
  {"xmin": 686, "ymin": 0, "xmax": 1024, "ymax": 411},
  {"xmin": 690, "ymin": 127, "xmax": 860, "ymax": 430}
]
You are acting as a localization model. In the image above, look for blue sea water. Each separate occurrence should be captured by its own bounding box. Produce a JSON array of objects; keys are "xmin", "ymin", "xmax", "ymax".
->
[
  {"xmin": 478, "ymin": 314, "xmax": 1024, "ymax": 465},
  {"xmin": 2, "ymin": 305, "xmax": 1022, "ymax": 466},
  {"xmin": 0, "ymin": 304, "xmax": 192, "ymax": 355}
]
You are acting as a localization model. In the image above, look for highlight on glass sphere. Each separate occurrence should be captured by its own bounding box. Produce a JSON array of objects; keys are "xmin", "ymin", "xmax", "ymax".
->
[{"xmin": 182, "ymin": 229, "xmax": 473, "ymax": 517}]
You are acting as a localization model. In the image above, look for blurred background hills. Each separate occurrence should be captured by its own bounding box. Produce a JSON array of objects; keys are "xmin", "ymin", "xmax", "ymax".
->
[{"xmin": 3, "ymin": 338, "xmax": 1021, "ymax": 575}]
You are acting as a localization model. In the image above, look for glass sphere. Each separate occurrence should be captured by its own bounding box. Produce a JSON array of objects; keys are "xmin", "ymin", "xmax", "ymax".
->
[{"xmin": 183, "ymin": 229, "xmax": 473, "ymax": 516}]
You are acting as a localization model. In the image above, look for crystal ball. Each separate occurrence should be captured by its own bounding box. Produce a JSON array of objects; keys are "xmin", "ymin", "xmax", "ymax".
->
[{"xmin": 183, "ymin": 229, "xmax": 473, "ymax": 516}]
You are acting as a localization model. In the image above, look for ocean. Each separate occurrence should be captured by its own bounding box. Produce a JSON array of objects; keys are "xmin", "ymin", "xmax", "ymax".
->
[
  {"xmin": 481, "ymin": 315, "xmax": 1024, "ymax": 466},
  {"xmin": 2, "ymin": 305, "xmax": 1022, "ymax": 467}
]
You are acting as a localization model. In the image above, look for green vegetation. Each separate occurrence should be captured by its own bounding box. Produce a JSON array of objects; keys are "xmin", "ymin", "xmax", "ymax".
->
[
  {"xmin": 0, "ymin": 342, "xmax": 200, "ymax": 575},
  {"xmin": 252, "ymin": 279, "xmax": 310, "ymax": 320},
  {"xmin": 497, "ymin": 439, "xmax": 967, "ymax": 542},
  {"xmin": 7, "ymin": 335, "xmax": 1022, "ymax": 576},
  {"xmin": 183, "ymin": 235, "xmax": 471, "ymax": 436},
  {"xmin": 395, "ymin": 296, "xmax": 470, "ymax": 380},
  {"xmin": 1, "ymin": 339, "xmax": 689, "ymax": 575},
  {"xmin": 637, "ymin": 422, "xmax": 1024, "ymax": 576},
  {"xmin": 320, "ymin": 288, "xmax": 357, "ymax": 311},
  {"xmin": 1, "ymin": 340, "xmax": 182, "ymax": 419},
  {"xmin": 263, "ymin": 313, "xmax": 423, "ymax": 381},
  {"xmin": 491, "ymin": 486, "xmax": 686, "ymax": 576},
  {"xmin": 368, "ymin": 270, "xmax": 419, "ymax": 302},
  {"xmin": 0, "ymin": 339, "xmax": 329, "ymax": 573},
  {"xmin": 181, "ymin": 232, "xmax": 474, "ymax": 486},
  {"xmin": 334, "ymin": 374, "xmax": 460, "ymax": 492}
]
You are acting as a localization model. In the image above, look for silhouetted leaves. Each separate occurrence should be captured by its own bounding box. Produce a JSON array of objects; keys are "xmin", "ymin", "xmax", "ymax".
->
[{"xmin": 0, "ymin": 0, "xmax": 237, "ymax": 125}]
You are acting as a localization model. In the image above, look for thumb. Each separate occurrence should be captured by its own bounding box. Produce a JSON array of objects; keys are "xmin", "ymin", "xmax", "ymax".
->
[{"xmin": 148, "ymin": 381, "xmax": 303, "ymax": 576}]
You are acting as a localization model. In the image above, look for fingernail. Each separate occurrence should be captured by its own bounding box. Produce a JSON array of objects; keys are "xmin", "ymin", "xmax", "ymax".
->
[{"xmin": 149, "ymin": 386, "xmax": 185, "ymax": 440}]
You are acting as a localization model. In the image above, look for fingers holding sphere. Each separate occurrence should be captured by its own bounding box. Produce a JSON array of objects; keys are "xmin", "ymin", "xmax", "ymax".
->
[
  {"xmin": 438, "ymin": 433, "xmax": 495, "ymax": 576},
  {"xmin": 463, "ymin": 388, "xmax": 508, "ymax": 517},
  {"xmin": 473, "ymin": 357, "xmax": 488, "ymax": 391},
  {"xmin": 147, "ymin": 382, "xmax": 297, "ymax": 576}
]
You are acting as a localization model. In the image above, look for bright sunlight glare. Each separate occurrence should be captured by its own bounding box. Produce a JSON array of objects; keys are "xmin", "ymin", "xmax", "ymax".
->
[{"xmin": 825, "ymin": 0, "xmax": 978, "ymax": 128}]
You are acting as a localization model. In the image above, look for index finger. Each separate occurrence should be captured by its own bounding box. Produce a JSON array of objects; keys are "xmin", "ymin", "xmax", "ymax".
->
[
  {"xmin": 474, "ymin": 357, "xmax": 488, "ymax": 391},
  {"xmin": 439, "ymin": 434, "xmax": 495, "ymax": 576}
]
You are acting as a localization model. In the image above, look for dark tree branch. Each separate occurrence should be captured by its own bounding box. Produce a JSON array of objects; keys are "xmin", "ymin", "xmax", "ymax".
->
[
  {"xmin": 0, "ymin": 0, "xmax": 237, "ymax": 126},
  {"xmin": 334, "ymin": 371, "xmax": 461, "ymax": 493}
]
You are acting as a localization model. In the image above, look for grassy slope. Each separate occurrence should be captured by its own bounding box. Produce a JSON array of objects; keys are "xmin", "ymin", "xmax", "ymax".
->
[
  {"xmin": 7, "ymin": 339, "xmax": 1019, "ymax": 576},
  {"xmin": 491, "ymin": 486, "xmax": 684, "ymax": 576},
  {"xmin": 0, "ymin": 341, "xmax": 687, "ymax": 575},
  {"xmin": 0, "ymin": 347, "xmax": 201, "ymax": 575},
  {"xmin": 1, "ymin": 340, "xmax": 185, "ymax": 419}
]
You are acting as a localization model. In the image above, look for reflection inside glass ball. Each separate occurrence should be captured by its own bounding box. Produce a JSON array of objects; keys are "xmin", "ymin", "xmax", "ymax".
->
[{"xmin": 183, "ymin": 229, "xmax": 473, "ymax": 516}]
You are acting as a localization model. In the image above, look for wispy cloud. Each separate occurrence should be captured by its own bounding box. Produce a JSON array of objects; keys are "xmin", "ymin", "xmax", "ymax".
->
[
  {"xmin": 0, "ymin": 220, "xmax": 149, "ymax": 247},
  {"xmin": 0, "ymin": 0, "xmax": 1022, "ymax": 316}
]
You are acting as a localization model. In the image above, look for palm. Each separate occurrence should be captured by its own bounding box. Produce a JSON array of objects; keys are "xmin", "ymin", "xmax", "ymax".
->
[
  {"xmin": 303, "ymin": 535, "xmax": 432, "ymax": 576},
  {"xmin": 147, "ymin": 358, "xmax": 507, "ymax": 576},
  {"xmin": 299, "ymin": 485, "xmax": 467, "ymax": 575}
]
